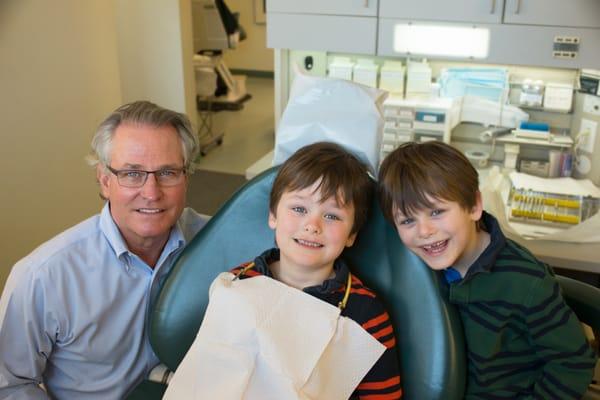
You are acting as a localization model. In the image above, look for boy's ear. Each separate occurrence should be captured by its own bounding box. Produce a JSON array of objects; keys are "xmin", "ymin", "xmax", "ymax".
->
[
  {"xmin": 268, "ymin": 211, "xmax": 277, "ymax": 230},
  {"xmin": 469, "ymin": 190, "xmax": 484, "ymax": 221},
  {"xmin": 345, "ymin": 232, "xmax": 358, "ymax": 248}
]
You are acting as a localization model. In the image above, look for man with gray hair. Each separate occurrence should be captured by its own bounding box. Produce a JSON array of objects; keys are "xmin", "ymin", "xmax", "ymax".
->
[{"xmin": 0, "ymin": 101, "xmax": 208, "ymax": 399}]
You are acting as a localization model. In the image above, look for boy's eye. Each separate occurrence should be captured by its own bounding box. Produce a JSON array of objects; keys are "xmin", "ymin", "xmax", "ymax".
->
[
  {"xmin": 431, "ymin": 209, "xmax": 444, "ymax": 217},
  {"xmin": 397, "ymin": 217, "xmax": 414, "ymax": 226},
  {"xmin": 324, "ymin": 213, "xmax": 341, "ymax": 221},
  {"xmin": 394, "ymin": 215, "xmax": 413, "ymax": 225},
  {"xmin": 291, "ymin": 206, "xmax": 306, "ymax": 214}
]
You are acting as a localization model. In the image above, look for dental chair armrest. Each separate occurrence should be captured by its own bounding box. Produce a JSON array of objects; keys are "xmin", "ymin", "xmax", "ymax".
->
[
  {"xmin": 556, "ymin": 275, "xmax": 600, "ymax": 333},
  {"xmin": 124, "ymin": 364, "xmax": 172, "ymax": 400},
  {"xmin": 124, "ymin": 381, "xmax": 166, "ymax": 400}
]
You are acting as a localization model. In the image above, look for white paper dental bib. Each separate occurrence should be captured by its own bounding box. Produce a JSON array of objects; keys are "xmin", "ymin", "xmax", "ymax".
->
[{"xmin": 164, "ymin": 272, "xmax": 386, "ymax": 400}]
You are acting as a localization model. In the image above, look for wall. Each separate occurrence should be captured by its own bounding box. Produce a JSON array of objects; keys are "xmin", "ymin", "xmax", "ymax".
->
[
  {"xmin": 0, "ymin": 0, "xmax": 122, "ymax": 290},
  {"xmin": 222, "ymin": 0, "xmax": 274, "ymax": 72},
  {"xmin": 115, "ymin": 0, "xmax": 197, "ymax": 123}
]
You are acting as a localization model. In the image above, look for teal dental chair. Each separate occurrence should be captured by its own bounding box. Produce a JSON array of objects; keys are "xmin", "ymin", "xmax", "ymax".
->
[{"xmin": 127, "ymin": 166, "xmax": 600, "ymax": 399}]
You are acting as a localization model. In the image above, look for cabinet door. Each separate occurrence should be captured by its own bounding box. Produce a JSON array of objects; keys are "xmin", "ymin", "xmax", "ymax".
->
[
  {"xmin": 504, "ymin": 0, "xmax": 600, "ymax": 28},
  {"xmin": 267, "ymin": 0, "xmax": 378, "ymax": 17},
  {"xmin": 379, "ymin": 0, "xmax": 502, "ymax": 23},
  {"xmin": 267, "ymin": 14, "xmax": 377, "ymax": 55}
]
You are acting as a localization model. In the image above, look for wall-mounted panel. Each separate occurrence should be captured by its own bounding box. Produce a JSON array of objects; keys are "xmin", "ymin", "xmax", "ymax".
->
[{"xmin": 378, "ymin": 19, "xmax": 600, "ymax": 69}]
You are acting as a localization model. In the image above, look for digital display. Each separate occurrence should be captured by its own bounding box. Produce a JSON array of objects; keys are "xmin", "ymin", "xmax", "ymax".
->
[{"xmin": 553, "ymin": 42, "xmax": 580, "ymax": 52}]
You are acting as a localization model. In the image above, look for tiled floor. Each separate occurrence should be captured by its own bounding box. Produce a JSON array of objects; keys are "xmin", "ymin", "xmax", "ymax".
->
[{"xmin": 195, "ymin": 76, "xmax": 275, "ymax": 176}]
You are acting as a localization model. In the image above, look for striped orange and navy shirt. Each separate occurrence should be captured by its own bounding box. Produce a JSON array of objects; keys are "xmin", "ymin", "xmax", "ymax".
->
[{"xmin": 231, "ymin": 248, "xmax": 402, "ymax": 400}]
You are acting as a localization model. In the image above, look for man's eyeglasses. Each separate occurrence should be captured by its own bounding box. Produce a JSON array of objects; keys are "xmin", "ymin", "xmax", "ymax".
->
[{"xmin": 107, "ymin": 166, "xmax": 187, "ymax": 188}]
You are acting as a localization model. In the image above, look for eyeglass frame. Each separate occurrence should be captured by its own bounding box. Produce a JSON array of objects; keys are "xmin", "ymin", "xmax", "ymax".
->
[{"xmin": 106, "ymin": 165, "xmax": 187, "ymax": 188}]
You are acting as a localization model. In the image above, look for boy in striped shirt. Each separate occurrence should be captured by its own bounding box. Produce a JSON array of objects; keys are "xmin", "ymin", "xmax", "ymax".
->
[
  {"xmin": 378, "ymin": 141, "xmax": 596, "ymax": 399},
  {"xmin": 232, "ymin": 142, "xmax": 402, "ymax": 399}
]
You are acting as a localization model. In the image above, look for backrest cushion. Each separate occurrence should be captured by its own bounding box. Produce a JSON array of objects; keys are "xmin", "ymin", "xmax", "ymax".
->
[{"xmin": 150, "ymin": 167, "xmax": 465, "ymax": 399}]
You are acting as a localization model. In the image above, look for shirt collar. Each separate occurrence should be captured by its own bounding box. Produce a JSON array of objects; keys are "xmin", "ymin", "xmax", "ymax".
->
[
  {"xmin": 99, "ymin": 203, "xmax": 129, "ymax": 259},
  {"xmin": 99, "ymin": 202, "xmax": 187, "ymax": 266},
  {"xmin": 443, "ymin": 211, "xmax": 506, "ymax": 284},
  {"xmin": 252, "ymin": 248, "xmax": 349, "ymax": 295},
  {"xmin": 443, "ymin": 267, "xmax": 463, "ymax": 284}
]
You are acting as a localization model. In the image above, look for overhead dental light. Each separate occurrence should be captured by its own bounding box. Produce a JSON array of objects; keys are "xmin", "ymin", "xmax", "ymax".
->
[{"xmin": 393, "ymin": 23, "xmax": 490, "ymax": 59}]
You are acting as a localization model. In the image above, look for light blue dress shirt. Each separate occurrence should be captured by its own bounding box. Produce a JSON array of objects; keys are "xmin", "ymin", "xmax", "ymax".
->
[{"xmin": 0, "ymin": 203, "xmax": 207, "ymax": 399}]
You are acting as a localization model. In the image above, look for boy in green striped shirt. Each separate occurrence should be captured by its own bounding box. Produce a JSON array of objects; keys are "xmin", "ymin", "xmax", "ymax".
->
[{"xmin": 378, "ymin": 141, "xmax": 596, "ymax": 399}]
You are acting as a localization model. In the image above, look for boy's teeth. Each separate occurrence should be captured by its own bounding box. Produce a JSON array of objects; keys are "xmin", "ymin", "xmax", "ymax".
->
[
  {"xmin": 424, "ymin": 240, "xmax": 445, "ymax": 249},
  {"xmin": 297, "ymin": 239, "xmax": 322, "ymax": 247}
]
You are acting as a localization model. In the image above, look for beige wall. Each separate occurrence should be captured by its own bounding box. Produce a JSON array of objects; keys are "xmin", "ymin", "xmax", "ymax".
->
[
  {"xmin": 115, "ymin": 0, "xmax": 197, "ymax": 124},
  {"xmin": 0, "ymin": 0, "xmax": 122, "ymax": 289},
  {"xmin": 222, "ymin": 0, "xmax": 273, "ymax": 72}
]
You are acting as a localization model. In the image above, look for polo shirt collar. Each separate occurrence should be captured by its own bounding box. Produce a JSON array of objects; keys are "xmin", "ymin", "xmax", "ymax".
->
[
  {"xmin": 443, "ymin": 211, "xmax": 506, "ymax": 284},
  {"xmin": 252, "ymin": 248, "xmax": 349, "ymax": 295}
]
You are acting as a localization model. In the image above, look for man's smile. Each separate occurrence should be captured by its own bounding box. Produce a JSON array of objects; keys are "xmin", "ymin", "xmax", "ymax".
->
[{"xmin": 135, "ymin": 208, "xmax": 164, "ymax": 214}]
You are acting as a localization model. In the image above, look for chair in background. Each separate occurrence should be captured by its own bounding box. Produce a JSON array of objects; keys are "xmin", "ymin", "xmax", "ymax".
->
[
  {"xmin": 127, "ymin": 166, "xmax": 600, "ymax": 399},
  {"xmin": 191, "ymin": 0, "xmax": 251, "ymax": 155}
]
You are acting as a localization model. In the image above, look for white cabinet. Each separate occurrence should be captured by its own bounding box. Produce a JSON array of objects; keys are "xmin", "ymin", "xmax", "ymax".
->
[
  {"xmin": 268, "ymin": 0, "xmax": 600, "ymax": 67},
  {"xmin": 377, "ymin": 0, "xmax": 600, "ymax": 68},
  {"xmin": 503, "ymin": 0, "xmax": 600, "ymax": 29},
  {"xmin": 379, "ymin": 0, "xmax": 502, "ymax": 24},
  {"xmin": 379, "ymin": 0, "xmax": 600, "ymax": 29},
  {"xmin": 266, "ymin": 0, "xmax": 378, "ymax": 54},
  {"xmin": 378, "ymin": 19, "xmax": 600, "ymax": 69},
  {"xmin": 267, "ymin": 0, "xmax": 378, "ymax": 17},
  {"xmin": 267, "ymin": 14, "xmax": 377, "ymax": 54}
]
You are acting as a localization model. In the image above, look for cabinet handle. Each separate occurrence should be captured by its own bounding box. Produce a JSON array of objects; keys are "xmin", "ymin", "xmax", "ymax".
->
[
  {"xmin": 364, "ymin": 0, "xmax": 369, "ymax": 7},
  {"xmin": 490, "ymin": 0, "xmax": 496, "ymax": 13},
  {"xmin": 514, "ymin": 0, "xmax": 521, "ymax": 14}
]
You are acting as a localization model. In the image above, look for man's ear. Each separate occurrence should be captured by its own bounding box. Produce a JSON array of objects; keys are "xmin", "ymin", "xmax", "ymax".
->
[{"xmin": 97, "ymin": 165, "xmax": 111, "ymax": 199}]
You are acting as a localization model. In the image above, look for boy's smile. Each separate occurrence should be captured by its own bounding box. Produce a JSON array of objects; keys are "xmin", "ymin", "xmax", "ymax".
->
[
  {"xmin": 393, "ymin": 195, "xmax": 486, "ymax": 276},
  {"xmin": 421, "ymin": 239, "xmax": 449, "ymax": 256},
  {"xmin": 268, "ymin": 180, "xmax": 357, "ymax": 288}
]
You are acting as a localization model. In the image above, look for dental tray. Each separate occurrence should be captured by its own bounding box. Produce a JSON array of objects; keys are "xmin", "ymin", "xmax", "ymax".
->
[{"xmin": 507, "ymin": 188, "xmax": 599, "ymax": 227}]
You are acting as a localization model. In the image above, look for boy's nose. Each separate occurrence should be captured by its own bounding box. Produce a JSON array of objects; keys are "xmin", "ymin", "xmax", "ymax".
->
[
  {"xmin": 304, "ymin": 218, "xmax": 321, "ymax": 234},
  {"xmin": 418, "ymin": 220, "xmax": 436, "ymax": 239}
]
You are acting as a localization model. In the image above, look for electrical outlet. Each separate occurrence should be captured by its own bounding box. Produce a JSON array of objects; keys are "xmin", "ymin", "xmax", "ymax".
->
[
  {"xmin": 289, "ymin": 50, "xmax": 327, "ymax": 77},
  {"xmin": 582, "ymin": 94, "xmax": 600, "ymax": 116}
]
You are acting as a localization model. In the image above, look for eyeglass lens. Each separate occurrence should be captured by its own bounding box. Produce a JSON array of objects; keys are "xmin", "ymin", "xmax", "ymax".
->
[{"xmin": 116, "ymin": 169, "xmax": 184, "ymax": 187}]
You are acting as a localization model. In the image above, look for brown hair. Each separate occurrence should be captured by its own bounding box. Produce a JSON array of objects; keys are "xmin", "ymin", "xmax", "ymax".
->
[
  {"xmin": 270, "ymin": 142, "xmax": 373, "ymax": 234},
  {"xmin": 378, "ymin": 141, "xmax": 479, "ymax": 223}
]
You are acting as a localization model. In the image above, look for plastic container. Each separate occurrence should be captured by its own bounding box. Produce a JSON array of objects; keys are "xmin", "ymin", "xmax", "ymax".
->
[
  {"xmin": 519, "ymin": 79, "xmax": 544, "ymax": 107},
  {"xmin": 465, "ymin": 150, "xmax": 490, "ymax": 168},
  {"xmin": 353, "ymin": 59, "xmax": 379, "ymax": 88},
  {"xmin": 406, "ymin": 60, "xmax": 431, "ymax": 98},
  {"xmin": 379, "ymin": 61, "xmax": 405, "ymax": 95},
  {"xmin": 328, "ymin": 57, "xmax": 354, "ymax": 81}
]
